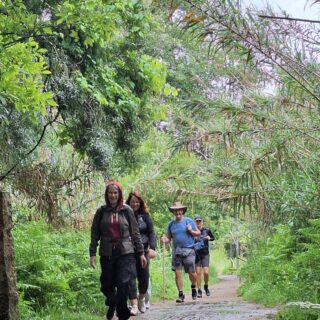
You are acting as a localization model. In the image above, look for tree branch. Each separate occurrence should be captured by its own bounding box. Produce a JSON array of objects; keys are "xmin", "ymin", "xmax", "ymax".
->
[
  {"xmin": 258, "ymin": 15, "xmax": 320, "ymax": 24},
  {"xmin": 0, "ymin": 109, "xmax": 60, "ymax": 182}
]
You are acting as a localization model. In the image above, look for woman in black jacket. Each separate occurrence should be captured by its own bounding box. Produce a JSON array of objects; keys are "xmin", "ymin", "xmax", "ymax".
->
[
  {"xmin": 126, "ymin": 191, "xmax": 156, "ymax": 315},
  {"xmin": 89, "ymin": 181, "xmax": 147, "ymax": 320}
]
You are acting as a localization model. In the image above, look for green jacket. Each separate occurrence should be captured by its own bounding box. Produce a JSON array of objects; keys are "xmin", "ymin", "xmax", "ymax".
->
[{"xmin": 89, "ymin": 204, "xmax": 144, "ymax": 257}]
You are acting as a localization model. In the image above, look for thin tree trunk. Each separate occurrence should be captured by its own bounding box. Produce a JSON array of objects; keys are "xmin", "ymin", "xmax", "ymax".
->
[{"xmin": 0, "ymin": 192, "xmax": 19, "ymax": 320}]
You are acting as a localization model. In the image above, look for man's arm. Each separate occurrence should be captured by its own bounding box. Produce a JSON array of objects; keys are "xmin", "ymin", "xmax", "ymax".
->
[{"xmin": 186, "ymin": 219, "xmax": 201, "ymax": 237}]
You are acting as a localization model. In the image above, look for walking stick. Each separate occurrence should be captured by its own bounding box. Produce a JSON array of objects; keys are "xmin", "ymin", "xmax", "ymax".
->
[{"xmin": 162, "ymin": 234, "xmax": 166, "ymax": 303}]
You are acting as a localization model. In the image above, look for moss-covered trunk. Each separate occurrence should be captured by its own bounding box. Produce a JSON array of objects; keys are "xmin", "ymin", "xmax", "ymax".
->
[{"xmin": 0, "ymin": 192, "xmax": 19, "ymax": 320}]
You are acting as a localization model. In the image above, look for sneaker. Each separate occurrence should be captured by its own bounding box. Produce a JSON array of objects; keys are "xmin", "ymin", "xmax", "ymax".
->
[
  {"xmin": 197, "ymin": 289, "xmax": 202, "ymax": 298},
  {"xmin": 192, "ymin": 287, "xmax": 197, "ymax": 300},
  {"xmin": 145, "ymin": 300, "xmax": 150, "ymax": 309},
  {"xmin": 106, "ymin": 305, "xmax": 115, "ymax": 320},
  {"xmin": 130, "ymin": 305, "xmax": 138, "ymax": 316},
  {"xmin": 176, "ymin": 293, "xmax": 185, "ymax": 303},
  {"xmin": 138, "ymin": 298, "xmax": 146, "ymax": 313},
  {"xmin": 204, "ymin": 285, "xmax": 210, "ymax": 296}
]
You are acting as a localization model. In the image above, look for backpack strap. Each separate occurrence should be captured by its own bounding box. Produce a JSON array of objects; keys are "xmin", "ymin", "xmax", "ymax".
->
[{"xmin": 168, "ymin": 220, "xmax": 174, "ymax": 236}]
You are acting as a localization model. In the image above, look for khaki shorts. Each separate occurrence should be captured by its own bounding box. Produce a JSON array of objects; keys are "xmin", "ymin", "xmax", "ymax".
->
[{"xmin": 172, "ymin": 248, "xmax": 196, "ymax": 273}]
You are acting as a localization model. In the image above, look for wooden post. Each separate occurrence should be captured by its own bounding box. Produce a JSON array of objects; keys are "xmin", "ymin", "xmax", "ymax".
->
[
  {"xmin": 0, "ymin": 192, "xmax": 19, "ymax": 320},
  {"xmin": 162, "ymin": 235, "xmax": 166, "ymax": 303}
]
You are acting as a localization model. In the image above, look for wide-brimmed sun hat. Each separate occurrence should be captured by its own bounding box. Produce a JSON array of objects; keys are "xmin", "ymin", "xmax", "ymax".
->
[{"xmin": 169, "ymin": 201, "xmax": 187, "ymax": 213}]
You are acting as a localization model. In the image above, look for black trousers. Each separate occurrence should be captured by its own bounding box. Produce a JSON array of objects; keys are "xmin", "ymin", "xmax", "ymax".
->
[
  {"xmin": 100, "ymin": 250, "xmax": 136, "ymax": 319},
  {"xmin": 128, "ymin": 254, "xmax": 150, "ymax": 299}
]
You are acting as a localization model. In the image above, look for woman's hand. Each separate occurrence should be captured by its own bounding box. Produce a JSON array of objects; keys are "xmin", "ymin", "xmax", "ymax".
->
[
  {"xmin": 140, "ymin": 255, "xmax": 147, "ymax": 268},
  {"xmin": 90, "ymin": 256, "xmax": 96, "ymax": 268}
]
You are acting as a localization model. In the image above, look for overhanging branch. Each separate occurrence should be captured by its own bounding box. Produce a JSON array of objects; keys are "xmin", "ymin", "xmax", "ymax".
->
[{"xmin": 0, "ymin": 109, "xmax": 60, "ymax": 182}]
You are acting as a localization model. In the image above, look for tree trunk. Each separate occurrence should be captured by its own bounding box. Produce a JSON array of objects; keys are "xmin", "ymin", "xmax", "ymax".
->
[{"xmin": 0, "ymin": 192, "xmax": 19, "ymax": 320}]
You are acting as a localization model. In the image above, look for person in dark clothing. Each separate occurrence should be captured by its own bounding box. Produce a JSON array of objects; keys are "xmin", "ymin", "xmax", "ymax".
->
[
  {"xmin": 89, "ymin": 181, "xmax": 147, "ymax": 320},
  {"xmin": 194, "ymin": 216, "xmax": 215, "ymax": 297},
  {"xmin": 126, "ymin": 191, "xmax": 156, "ymax": 315}
]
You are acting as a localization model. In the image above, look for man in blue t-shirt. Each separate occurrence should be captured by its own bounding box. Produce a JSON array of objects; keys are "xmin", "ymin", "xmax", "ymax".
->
[{"xmin": 161, "ymin": 201, "xmax": 200, "ymax": 303}]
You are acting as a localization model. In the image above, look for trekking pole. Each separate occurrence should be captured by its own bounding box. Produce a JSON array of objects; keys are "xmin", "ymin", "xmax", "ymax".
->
[{"xmin": 162, "ymin": 233, "xmax": 166, "ymax": 303}]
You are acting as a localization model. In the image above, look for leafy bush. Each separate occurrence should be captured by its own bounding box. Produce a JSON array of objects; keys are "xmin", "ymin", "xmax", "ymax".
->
[
  {"xmin": 276, "ymin": 305, "xmax": 320, "ymax": 320},
  {"xmin": 239, "ymin": 220, "xmax": 320, "ymax": 306},
  {"xmin": 14, "ymin": 221, "xmax": 105, "ymax": 318}
]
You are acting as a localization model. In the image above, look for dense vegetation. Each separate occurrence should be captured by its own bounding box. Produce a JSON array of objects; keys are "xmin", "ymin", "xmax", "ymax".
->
[{"xmin": 1, "ymin": 0, "xmax": 320, "ymax": 319}]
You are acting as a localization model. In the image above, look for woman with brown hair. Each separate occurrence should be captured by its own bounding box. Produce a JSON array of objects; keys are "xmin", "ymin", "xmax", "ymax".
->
[
  {"xmin": 89, "ymin": 181, "xmax": 147, "ymax": 320},
  {"xmin": 126, "ymin": 191, "xmax": 156, "ymax": 315}
]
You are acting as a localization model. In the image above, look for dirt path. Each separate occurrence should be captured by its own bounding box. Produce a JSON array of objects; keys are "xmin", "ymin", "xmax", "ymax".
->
[{"xmin": 136, "ymin": 275, "xmax": 278, "ymax": 320}]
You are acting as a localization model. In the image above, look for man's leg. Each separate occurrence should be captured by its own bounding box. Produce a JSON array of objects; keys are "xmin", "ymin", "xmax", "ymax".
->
[
  {"xmin": 175, "ymin": 269, "xmax": 185, "ymax": 302},
  {"xmin": 188, "ymin": 270, "xmax": 197, "ymax": 285},
  {"xmin": 188, "ymin": 271, "xmax": 197, "ymax": 300},
  {"xmin": 175, "ymin": 269, "xmax": 183, "ymax": 291},
  {"xmin": 172, "ymin": 252, "xmax": 185, "ymax": 302},
  {"xmin": 184, "ymin": 250, "xmax": 197, "ymax": 300}
]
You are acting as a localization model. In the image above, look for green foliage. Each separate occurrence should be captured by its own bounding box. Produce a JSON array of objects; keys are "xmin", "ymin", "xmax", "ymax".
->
[
  {"xmin": 0, "ymin": 1, "xmax": 56, "ymax": 122},
  {"xmin": 14, "ymin": 221, "xmax": 105, "ymax": 317},
  {"xmin": 276, "ymin": 305, "xmax": 320, "ymax": 320},
  {"xmin": 44, "ymin": 0, "xmax": 168, "ymax": 169},
  {"xmin": 5, "ymin": 0, "xmax": 320, "ymax": 315},
  {"xmin": 0, "ymin": 40, "xmax": 56, "ymax": 118},
  {"xmin": 239, "ymin": 220, "xmax": 320, "ymax": 305},
  {"xmin": 0, "ymin": 0, "xmax": 169, "ymax": 180}
]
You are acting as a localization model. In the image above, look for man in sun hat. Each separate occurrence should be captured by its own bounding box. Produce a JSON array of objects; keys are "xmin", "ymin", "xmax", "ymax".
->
[
  {"xmin": 161, "ymin": 201, "xmax": 200, "ymax": 303},
  {"xmin": 194, "ymin": 215, "xmax": 215, "ymax": 297}
]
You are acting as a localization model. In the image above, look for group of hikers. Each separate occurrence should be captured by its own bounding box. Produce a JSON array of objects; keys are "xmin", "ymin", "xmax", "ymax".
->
[{"xmin": 89, "ymin": 180, "xmax": 215, "ymax": 320}]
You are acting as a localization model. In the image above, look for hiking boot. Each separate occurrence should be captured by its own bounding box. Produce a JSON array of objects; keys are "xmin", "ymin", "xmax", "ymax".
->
[
  {"xmin": 204, "ymin": 285, "xmax": 210, "ymax": 296},
  {"xmin": 130, "ymin": 305, "xmax": 138, "ymax": 316},
  {"xmin": 176, "ymin": 293, "xmax": 185, "ymax": 303},
  {"xmin": 191, "ymin": 287, "xmax": 197, "ymax": 300},
  {"xmin": 197, "ymin": 289, "xmax": 202, "ymax": 298},
  {"xmin": 106, "ymin": 305, "xmax": 115, "ymax": 320},
  {"xmin": 138, "ymin": 297, "xmax": 146, "ymax": 313},
  {"xmin": 145, "ymin": 300, "xmax": 150, "ymax": 309}
]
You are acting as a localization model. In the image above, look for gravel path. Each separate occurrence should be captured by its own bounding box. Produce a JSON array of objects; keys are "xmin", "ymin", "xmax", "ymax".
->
[{"xmin": 134, "ymin": 275, "xmax": 278, "ymax": 320}]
